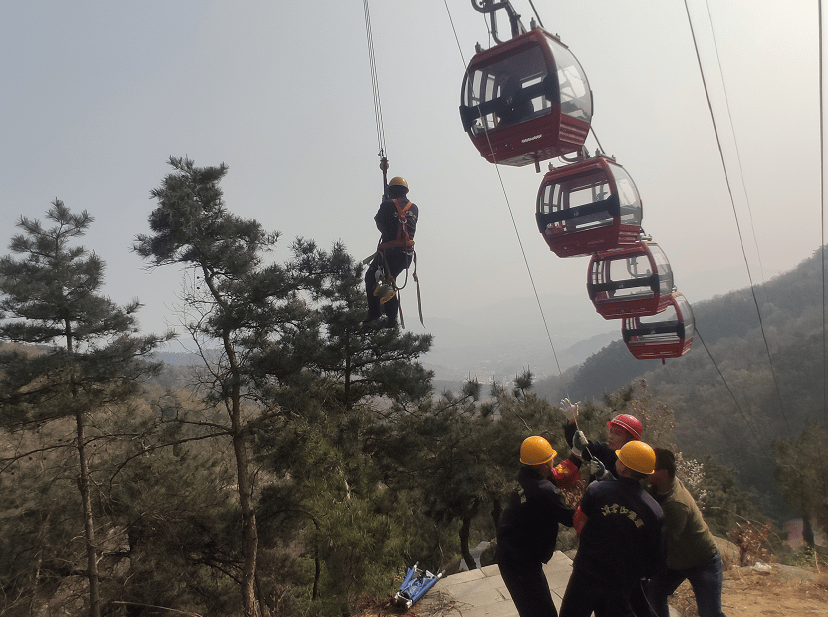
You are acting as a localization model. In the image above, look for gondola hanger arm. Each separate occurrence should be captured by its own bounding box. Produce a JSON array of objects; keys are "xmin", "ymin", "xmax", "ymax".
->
[{"xmin": 469, "ymin": 0, "xmax": 526, "ymax": 44}]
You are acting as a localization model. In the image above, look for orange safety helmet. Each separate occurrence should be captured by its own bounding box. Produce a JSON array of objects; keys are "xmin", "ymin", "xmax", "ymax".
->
[
  {"xmin": 607, "ymin": 413, "xmax": 643, "ymax": 440},
  {"xmin": 616, "ymin": 441, "xmax": 656, "ymax": 475},
  {"xmin": 520, "ymin": 436, "xmax": 556, "ymax": 466}
]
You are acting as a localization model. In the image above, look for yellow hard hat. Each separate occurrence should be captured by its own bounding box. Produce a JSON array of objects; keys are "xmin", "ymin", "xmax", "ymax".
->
[
  {"xmin": 520, "ymin": 436, "xmax": 557, "ymax": 466},
  {"xmin": 616, "ymin": 441, "xmax": 656, "ymax": 475},
  {"xmin": 389, "ymin": 176, "xmax": 409, "ymax": 192}
]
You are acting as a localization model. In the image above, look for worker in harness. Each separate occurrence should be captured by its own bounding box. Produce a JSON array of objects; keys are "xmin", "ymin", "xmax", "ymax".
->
[
  {"xmin": 497, "ymin": 436, "xmax": 581, "ymax": 617},
  {"xmin": 363, "ymin": 176, "xmax": 418, "ymax": 328}
]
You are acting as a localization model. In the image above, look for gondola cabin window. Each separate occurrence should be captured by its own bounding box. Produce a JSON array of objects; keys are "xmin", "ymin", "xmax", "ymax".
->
[
  {"xmin": 462, "ymin": 46, "xmax": 550, "ymax": 134},
  {"xmin": 554, "ymin": 44, "xmax": 591, "ymax": 122}
]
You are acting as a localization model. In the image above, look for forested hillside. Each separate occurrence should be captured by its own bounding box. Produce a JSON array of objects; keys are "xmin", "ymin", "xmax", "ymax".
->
[{"xmin": 535, "ymin": 248, "xmax": 828, "ymax": 518}]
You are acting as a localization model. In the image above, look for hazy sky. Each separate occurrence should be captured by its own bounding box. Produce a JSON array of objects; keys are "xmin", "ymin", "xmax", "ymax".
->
[{"xmin": 1, "ymin": 1, "xmax": 822, "ymax": 358}]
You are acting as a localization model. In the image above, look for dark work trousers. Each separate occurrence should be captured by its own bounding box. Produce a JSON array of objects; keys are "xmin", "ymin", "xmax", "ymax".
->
[
  {"xmin": 560, "ymin": 568, "xmax": 636, "ymax": 617},
  {"xmin": 364, "ymin": 249, "xmax": 412, "ymax": 323},
  {"xmin": 646, "ymin": 551, "xmax": 726, "ymax": 617},
  {"xmin": 498, "ymin": 553, "xmax": 558, "ymax": 617}
]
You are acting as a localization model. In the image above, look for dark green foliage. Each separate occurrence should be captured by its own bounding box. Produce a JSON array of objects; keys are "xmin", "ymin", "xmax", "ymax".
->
[
  {"xmin": 0, "ymin": 201, "xmax": 168, "ymax": 430},
  {"xmin": 257, "ymin": 238, "xmax": 433, "ymax": 411},
  {"xmin": 253, "ymin": 390, "xmax": 418, "ymax": 615},
  {"xmin": 0, "ymin": 201, "xmax": 170, "ymax": 617},
  {"xmin": 678, "ymin": 454, "xmax": 771, "ymax": 539},
  {"xmin": 368, "ymin": 381, "xmax": 571, "ymax": 573},
  {"xmin": 103, "ymin": 434, "xmax": 243, "ymax": 616},
  {"xmin": 773, "ymin": 420, "xmax": 828, "ymax": 546},
  {"xmin": 0, "ymin": 423, "xmax": 82, "ymax": 615}
]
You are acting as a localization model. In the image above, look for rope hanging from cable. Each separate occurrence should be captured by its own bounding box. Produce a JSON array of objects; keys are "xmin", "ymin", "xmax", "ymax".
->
[{"xmin": 363, "ymin": 0, "xmax": 388, "ymax": 163}]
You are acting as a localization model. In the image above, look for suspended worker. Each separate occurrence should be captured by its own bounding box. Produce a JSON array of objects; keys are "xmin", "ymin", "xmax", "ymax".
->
[
  {"xmin": 560, "ymin": 441, "xmax": 666, "ymax": 617},
  {"xmin": 561, "ymin": 398, "xmax": 643, "ymax": 483},
  {"xmin": 363, "ymin": 176, "xmax": 418, "ymax": 328},
  {"xmin": 646, "ymin": 448, "xmax": 728, "ymax": 617},
  {"xmin": 496, "ymin": 435, "xmax": 582, "ymax": 617}
]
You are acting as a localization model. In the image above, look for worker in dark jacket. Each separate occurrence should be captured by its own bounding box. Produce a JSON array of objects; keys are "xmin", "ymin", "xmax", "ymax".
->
[
  {"xmin": 497, "ymin": 436, "xmax": 578, "ymax": 617},
  {"xmin": 560, "ymin": 441, "xmax": 666, "ymax": 617},
  {"xmin": 561, "ymin": 398, "xmax": 643, "ymax": 482},
  {"xmin": 363, "ymin": 176, "xmax": 418, "ymax": 328}
]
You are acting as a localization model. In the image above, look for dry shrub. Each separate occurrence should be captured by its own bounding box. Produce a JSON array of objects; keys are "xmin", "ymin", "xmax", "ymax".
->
[
  {"xmin": 669, "ymin": 580, "xmax": 699, "ymax": 617},
  {"xmin": 730, "ymin": 522, "xmax": 774, "ymax": 566},
  {"xmin": 352, "ymin": 593, "xmax": 410, "ymax": 617}
]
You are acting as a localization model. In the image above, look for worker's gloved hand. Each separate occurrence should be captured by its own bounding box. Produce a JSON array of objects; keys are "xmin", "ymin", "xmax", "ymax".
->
[
  {"xmin": 590, "ymin": 459, "xmax": 610, "ymax": 480},
  {"xmin": 571, "ymin": 430, "xmax": 589, "ymax": 456},
  {"xmin": 560, "ymin": 398, "xmax": 579, "ymax": 421}
]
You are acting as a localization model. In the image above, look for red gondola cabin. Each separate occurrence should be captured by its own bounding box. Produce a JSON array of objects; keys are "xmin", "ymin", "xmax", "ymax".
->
[
  {"xmin": 459, "ymin": 27, "xmax": 593, "ymax": 169},
  {"xmin": 535, "ymin": 155, "xmax": 643, "ymax": 258},
  {"xmin": 622, "ymin": 292, "xmax": 694, "ymax": 361},
  {"xmin": 587, "ymin": 241, "xmax": 674, "ymax": 319}
]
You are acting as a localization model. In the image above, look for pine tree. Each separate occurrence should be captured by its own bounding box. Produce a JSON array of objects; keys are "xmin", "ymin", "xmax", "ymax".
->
[
  {"xmin": 0, "ymin": 200, "xmax": 169, "ymax": 617},
  {"xmin": 251, "ymin": 239, "xmax": 434, "ymax": 614},
  {"xmin": 261, "ymin": 238, "xmax": 433, "ymax": 410},
  {"xmin": 135, "ymin": 156, "xmax": 304, "ymax": 616}
]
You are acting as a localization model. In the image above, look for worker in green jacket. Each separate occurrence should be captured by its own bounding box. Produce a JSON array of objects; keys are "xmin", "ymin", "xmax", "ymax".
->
[{"xmin": 646, "ymin": 448, "xmax": 728, "ymax": 617}]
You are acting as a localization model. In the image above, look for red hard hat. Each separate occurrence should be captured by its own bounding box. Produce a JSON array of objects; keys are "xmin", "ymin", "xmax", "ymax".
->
[{"xmin": 607, "ymin": 413, "xmax": 642, "ymax": 440}]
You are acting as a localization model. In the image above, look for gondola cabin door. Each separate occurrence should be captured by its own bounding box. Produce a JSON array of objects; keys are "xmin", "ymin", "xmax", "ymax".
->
[
  {"xmin": 459, "ymin": 28, "xmax": 592, "ymax": 168},
  {"xmin": 535, "ymin": 155, "xmax": 643, "ymax": 258}
]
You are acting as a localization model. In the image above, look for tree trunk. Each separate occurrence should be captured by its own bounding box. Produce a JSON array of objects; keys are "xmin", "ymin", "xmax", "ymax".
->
[
  {"xmin": 76, "ymin": 411, "xmax": 101, "ymax": 617},
  {"xmin": 491, "ymin": 497, "xmax": 502, "ymax": 530},
  {"xmin": 226, "ymin": 336, "xmax": 259, "ymax": 617},
  {"xmin": 233, "ymin": 429, "xmax": 259, "ymax": 617},
  {"xmin": 222, "ymin": 327, "xmax": 260, "ymax": 617},
  {"xmin": 459, "ymin": 497, "xmax": 480, "ymax": 571},
  {"xmin": 344, "ymin": 334, "xmax": 352, "ymax": 411},
  {"xmin": 803, "ymin": 516, "xmax": 815, "ymax": 549}
]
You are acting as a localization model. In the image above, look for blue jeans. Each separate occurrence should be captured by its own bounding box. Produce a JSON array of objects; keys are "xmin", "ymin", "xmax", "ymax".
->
[{"xmin": 646, "ymin": 551, "xmax": 727, "ymax": 617}]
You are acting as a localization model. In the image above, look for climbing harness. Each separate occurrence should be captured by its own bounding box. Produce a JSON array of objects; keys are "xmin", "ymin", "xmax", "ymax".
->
[{"xmin": 367, "ymin": 197, "xmax": 422, "ymax": 327}]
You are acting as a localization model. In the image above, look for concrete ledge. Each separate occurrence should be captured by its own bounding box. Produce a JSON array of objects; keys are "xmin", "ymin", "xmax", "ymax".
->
[{"xmin": 419, "ymin": 551, "xmax": 573, "ymax": 617}]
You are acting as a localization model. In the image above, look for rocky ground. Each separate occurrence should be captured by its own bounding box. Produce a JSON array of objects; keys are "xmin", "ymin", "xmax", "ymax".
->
[
  {"xmin": 675, "ymin": 564, "xmax": 828, "ymax": 617},
  {"xmin": 356, "ymin": 563, "xmax": 828, "ymax": 617}
]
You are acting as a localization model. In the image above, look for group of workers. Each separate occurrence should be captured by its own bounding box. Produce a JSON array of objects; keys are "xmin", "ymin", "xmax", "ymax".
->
[
  {"xmin": 497, "ymin": 399, "xmax": 727, "ymax": 617},
  {"xmin": 360, "ymin": 182, "xmax": 725, "ymax": 616}
]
